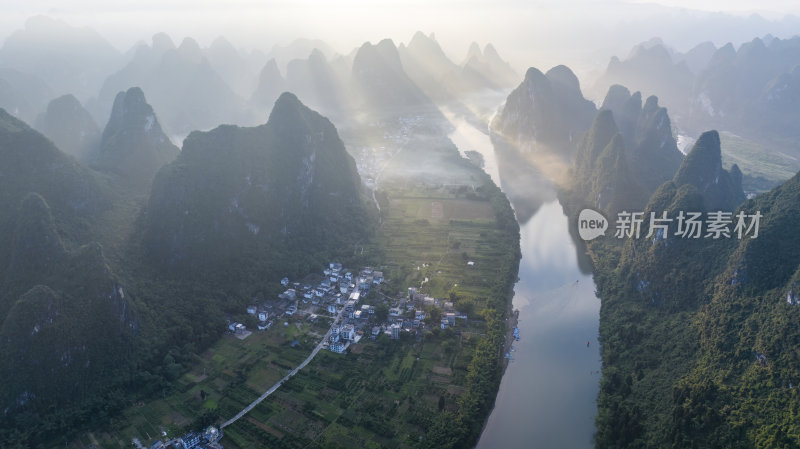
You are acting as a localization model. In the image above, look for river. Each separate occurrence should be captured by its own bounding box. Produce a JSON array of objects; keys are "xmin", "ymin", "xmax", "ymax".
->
[{"xmin": 449, "ymin": 119, "xmax": 602, "ymax": 449}]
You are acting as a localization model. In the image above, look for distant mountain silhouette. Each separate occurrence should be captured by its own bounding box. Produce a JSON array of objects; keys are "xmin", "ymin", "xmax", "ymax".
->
[
  {"xmin": 96, "ymin": 34, "xmax": 252, "ymax": 136},
  {"xmin": 36, "ymin": 94, "xmax": 100, "ymax": 161},
  {"xmin": 0, "ymin": 16, "xmax": 122, "ymax": 101}
]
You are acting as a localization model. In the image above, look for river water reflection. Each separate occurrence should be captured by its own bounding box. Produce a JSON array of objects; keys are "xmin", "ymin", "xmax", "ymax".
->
[{"xmin": 449, "ymin": 120, "xmax": 602, "ymax": 449}]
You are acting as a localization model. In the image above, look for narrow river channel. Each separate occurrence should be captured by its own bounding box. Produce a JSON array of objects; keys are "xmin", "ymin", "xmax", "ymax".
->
[{"xmin": 449, "ymin": 119, "xmax": 602, "ymax": 449}]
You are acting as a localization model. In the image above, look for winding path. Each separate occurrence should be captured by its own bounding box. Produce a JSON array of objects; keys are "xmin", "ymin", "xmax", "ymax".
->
[{"xmin": 221, "ymin": 307, "xmax": 346, "ymax": 429}]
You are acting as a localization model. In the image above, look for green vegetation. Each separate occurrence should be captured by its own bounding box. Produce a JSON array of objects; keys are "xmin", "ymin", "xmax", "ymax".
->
[
  {"xmin": 74, "ymin": 322, "xmax": 328, "ymax": 447},
  {"xmin": 600, "ymin": 88, "xmax": 684, "ymax": 195},
  {"xmin": 222, "ymin": 179, "xmax": 519, "ymax": 449},
  {"xmin": 719, "ymin": 131, "xmax": 800, "ymax": 193},
  {"xmin": 566, "ymin": 110, "xmax": 648, "ymax": 216},
  {"xmin": 144, "ymin": 92, "xmax": 373, "ymax": 285},
  {"xmin": 0, "ymin": 94, "xmax": 377, "ymax": 447},
  {"xmin": 0, "ymin": 82, "xmax": 521, "ymax": 449},
  {"xmin": 583, "ymin": 169, "xmax": 800, "ymax": 448},
  {"xmin": 70, "ymin": 172, "xmax": 518, "ymax": 449},
  {"xmin": 93, "ymin": 87, "xmax": 180, "ymax": 190}
]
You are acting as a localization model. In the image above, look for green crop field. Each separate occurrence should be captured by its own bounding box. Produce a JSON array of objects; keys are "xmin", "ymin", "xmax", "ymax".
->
[
  {"xmin": 77, "ymin": 325, "xmax": 320, "ymax": 448},
  {"xmin": 76, "ymin": 144, "xmax": 519, "ymax": 449},
  {"xmin": 222, "ymin": 182, "xmax": 519, "ymax": 448},
  {"xmin": 720, "ymin": 131, "xmax": 800, "ymax": 192}
]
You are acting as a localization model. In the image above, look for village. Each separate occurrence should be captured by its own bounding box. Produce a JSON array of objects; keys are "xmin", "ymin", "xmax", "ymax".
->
[
  {"xmin": 228, "ymin": 261, "xmax": 467, "ymax": 355},
  {"xmin": 140, "ymin": 259, "xmax": 471, "ymax": 449},
  {"xmin": 146, "ymin": 425, "xmax": 223, "ymax": 449}
]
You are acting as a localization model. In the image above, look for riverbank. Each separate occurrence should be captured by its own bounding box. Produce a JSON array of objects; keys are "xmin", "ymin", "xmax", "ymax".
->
[
  {"xmin": 502, "ymin": 308, "xmax": 520, "ymax": 370},
  {"xmin": 452, "ymin": 99, "xmax": 601, "ymax": 449},
  {"xmin": 477, "ymin": 303, "xmax": 519, "ymax": 437}
]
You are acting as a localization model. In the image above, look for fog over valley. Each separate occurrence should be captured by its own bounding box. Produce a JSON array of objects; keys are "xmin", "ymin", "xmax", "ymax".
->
[{"xmin": 3, "ymin": 1, "xmax": 800, "ymax": 448}]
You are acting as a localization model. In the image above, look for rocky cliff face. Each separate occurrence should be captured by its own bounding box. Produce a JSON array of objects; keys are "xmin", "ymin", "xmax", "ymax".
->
[
  {"xmin": 491, "ymin": 65, "xmax": 596, "ymax": 156},
  {"xmin": 94, "ymin": 87, "xmax": 179, "ymax": 189},
  {"xmin": 488, "ymin": 64, "xmax": 596, "ymax": 221},
  {"xmin": 144, "ymin": 92, "xmax": 371, "ymax": 280},
  {"xmin": 569, "ymin": 110, "xmax": 648, "ymax": 215},
  {"xmin": 600, "ymin": 86, "xmax": 684, "ymax": 194},
  {"xmin": 673, "ymin": 130, "xmax": 745, "ymax": 211}
]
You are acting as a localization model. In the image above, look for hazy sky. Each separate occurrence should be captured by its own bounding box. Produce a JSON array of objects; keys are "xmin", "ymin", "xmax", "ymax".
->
[{"xmin": 3, "ymin": 0, "xmax": 800, "ymax": 76}]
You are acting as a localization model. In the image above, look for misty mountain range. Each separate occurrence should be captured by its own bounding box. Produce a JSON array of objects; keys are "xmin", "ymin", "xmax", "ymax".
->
[
  {"xmin": 593, "ymin": 35, "xmax": 800, "ymax": 157},
  {"xmin": 2, "ymin": 10, "xmax": 800, "ymax": 449},
  {"xmin": 0, "ymin": 16, "xmax": 518, "ymax": 142},
  {"xmin": 0, "ymin": 84, "xmax": 375, "ymax": 443}
]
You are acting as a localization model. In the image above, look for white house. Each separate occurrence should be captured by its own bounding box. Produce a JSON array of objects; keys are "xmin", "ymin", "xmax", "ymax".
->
[
  {"xmin": 342, "ymin": 324, "xmax": 356, "ymax": 341},
  {"xmin": 281, "ymin": 277, "xmax": 289, "ymax": 287},
  {"xmin": 329, "ymin": 341, "xmax": 346, "ymax": 353},
  {"xmin": 246, "ymin": 305, "xmax": 257, "ymax": 315},
  {"xmin": 258, "ymin": 310, "xmax": 269, "ymax": 322}
]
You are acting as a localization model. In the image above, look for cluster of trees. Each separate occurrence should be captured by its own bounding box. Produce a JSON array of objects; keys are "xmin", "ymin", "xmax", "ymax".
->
[
  {"xmin": 587, "ymin": 170, "xmax": 800, "ymax": 447},
  {"xmin": 422, "ymin": 181, "xmax": 520, "ymax": 448}
]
